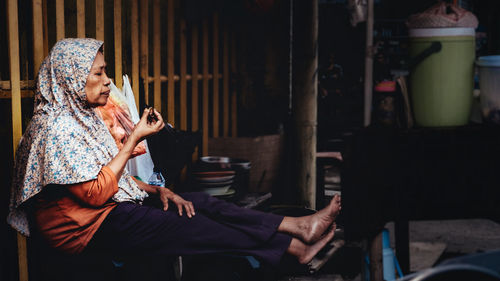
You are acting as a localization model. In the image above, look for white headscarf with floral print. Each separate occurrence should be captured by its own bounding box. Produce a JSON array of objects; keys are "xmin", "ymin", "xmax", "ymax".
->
[{"xmin": 8, "ymin": 38, "xmax": 147, "ymax": 236}]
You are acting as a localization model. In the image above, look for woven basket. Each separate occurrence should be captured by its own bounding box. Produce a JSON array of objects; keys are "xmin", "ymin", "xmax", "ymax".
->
[
  {"xmin": 407, "ymin": 2, "xmax": 478, "ymax": 29},
  {"xmin": 208, "ymin": 134, "xmax": 284, "ymax": 193}
]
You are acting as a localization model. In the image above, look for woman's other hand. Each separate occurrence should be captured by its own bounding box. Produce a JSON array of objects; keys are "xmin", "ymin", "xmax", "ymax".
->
[
  {"xmin": 158, "ymin": 188, "xmax": 196, "ymax": 218},
  {"xmin": 131, "ymin": 108, "xmax": 165, "ymax": 142}
]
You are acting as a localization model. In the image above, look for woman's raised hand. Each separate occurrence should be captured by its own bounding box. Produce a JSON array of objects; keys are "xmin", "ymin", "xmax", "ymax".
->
[{"xmin": 131, "ymin": 108, "xmax": 165, "ymax": 142}]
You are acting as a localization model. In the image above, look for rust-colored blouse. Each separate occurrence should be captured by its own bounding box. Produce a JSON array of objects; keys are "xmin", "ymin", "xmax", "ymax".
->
[{"xmin": 34, "ymin": 166, "xmax": 118, "ymax": 254}]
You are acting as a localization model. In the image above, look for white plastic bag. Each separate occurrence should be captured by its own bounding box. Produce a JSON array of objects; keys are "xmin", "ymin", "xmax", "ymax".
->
[{"xmin": 121, "ymin": 75, "xmax": 155, "ymax": 181}]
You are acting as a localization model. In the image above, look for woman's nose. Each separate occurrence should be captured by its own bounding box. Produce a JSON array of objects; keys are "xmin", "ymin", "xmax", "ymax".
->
[{"xmin": 103, "ymin": 73, "xmax": 111, "ymax": 87}]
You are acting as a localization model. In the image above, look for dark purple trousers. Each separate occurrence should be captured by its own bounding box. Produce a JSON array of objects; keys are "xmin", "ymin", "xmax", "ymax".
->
[{"xmin": 88, "ymin": 192, "xmax": 292, "ymax": 266}]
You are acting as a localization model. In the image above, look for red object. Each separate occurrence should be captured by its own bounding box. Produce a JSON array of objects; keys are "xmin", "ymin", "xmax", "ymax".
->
[
  {"xmin": 96, "ymin": 97, "xmax": 147, "ymax": 157},
  {"xmin": 375, "ymin": 81, "xmax": 396, "ymax": 92}
]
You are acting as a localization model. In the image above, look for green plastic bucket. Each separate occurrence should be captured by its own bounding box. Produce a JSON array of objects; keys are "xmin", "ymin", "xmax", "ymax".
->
[{"xmin": 409, "ymin": 28, "xmax": 475, "ymax": 127}]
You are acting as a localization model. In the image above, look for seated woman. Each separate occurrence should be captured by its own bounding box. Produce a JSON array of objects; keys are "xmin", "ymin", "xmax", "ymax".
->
[{"xmin": 8, "ymin": 38, "xmax": 341, "ymax": 267}]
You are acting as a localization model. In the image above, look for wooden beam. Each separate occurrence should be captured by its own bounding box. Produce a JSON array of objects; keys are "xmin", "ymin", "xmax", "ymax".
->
[
  {"xmin": 180, "ymin": 18, "xmax": 187, "ymax": 130},
  {"xmin": 191, "ymin": 24, "xmax": 199, "ymax": 161},
  {"xmin": 202, "ymin": 19, "xmax": 209, "ymax": 155},
  {"xmin": 167, "ymin": 0, "xmax": 175, "ymax": 125},
  {"xmin": 153, "ymin": 0, "xmax": 161, "ymax": 112},
  {"xmin": 114, "ymin": 0, "xmax": 123, "ymax": 88},
  {"xmin": 144, "ymin": 74, "xmax": 220, "ymax": 83},
  {"xmin": 0, "ymin": 90, "xmax": 34, "ymax": 99},
  {"xmin": 32, "ymin": 0, "xmax": 44, "ymax": 75},
  {"xmin": 230, "ymin": 33, "xmax": 237, "ymax": 137},
  {"xmin": 131, "ymin": 0, "xmax": 140, "ymax": 111},
  {"xmin": 56, "ymin": 0, "xmax": 65, "ymax": 40},
  {"xmin": 96, "ymin": 0, "xmax": 105, "ymax": 41},
  {"xmin": 76, "ymin": 0, "xmax": 85, "ymax": 38},
  {"xmin": 140, "ymin": 0, "xmax": 149, "ymax": 105},
  {"xmin": 7, "ymin": 1, "xmax": 27, "ymax": 281},
  {"xmin": 222, "ymin": 26, "xmax": 229, "ymax": 137},
  {"xmin": 0, "ymin": 80, "xmax": 36, "ymax": 90},
  {"xmin": 212, "ymin": 14, "xmax": 219, "ymax": 137}
]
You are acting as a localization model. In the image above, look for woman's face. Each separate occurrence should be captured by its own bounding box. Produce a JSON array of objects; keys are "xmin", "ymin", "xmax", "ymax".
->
[{"xmin": 85, "ymin": 51, "xmax": 111, "ymax": 107}]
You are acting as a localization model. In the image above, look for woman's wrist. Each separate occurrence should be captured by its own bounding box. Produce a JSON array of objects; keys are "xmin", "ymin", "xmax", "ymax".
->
[
  {"xmin": 152, "ymin": 185, "xmax": 162, "ymax": 195},
  {"xmin": 127, "ymin": 131, "xmax": 142, "ymax": 146}
]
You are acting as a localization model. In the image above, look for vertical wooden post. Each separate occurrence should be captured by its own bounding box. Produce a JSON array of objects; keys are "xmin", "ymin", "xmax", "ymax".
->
[
  {"xmin": 292, "ymin": 0, "xmax": 318, "ymax": 209},
  {"xmin": 363, "ymin": 0, "xmax": 374, "ymax": 126},
  {"xmin": 56, "ymin": 0, "xmax": 65, "ymax": 41},
  {"xmin": 140, "ymin": 0, "xmax": 149, "ymax": 105},
  {"xmin": 202, "ymin": 19, "xmax": 209, "ymax": 155},
  {"xmin": 8, "ymin": 0, "xmax": 22, "ymax": 198},
  {"xmin": 370, "ymin": 232, "xmax": 384, "ymax": 281},
  {"xmin": 167, "ymin": 0, "xmax": 175, "ymax": 125},
  {"xmin": 153, "ymin": 0, "xmax": 161, "ymax": 112},
  {"xmin": 33, "ymin": 0, "xmax": 44, "ymax": 74},
  {"xmin": 191, "ymin": 25, "xmax": 199, "ymax": 160},
  {"xmin": 180, "ymin": 18, "xmax": 187, "ymax": 130},
  {"xmin": 114, "ymin": 0, "xmax": 123, "ymax": 88},
  {"xmin": 7, "ymin": 0, "xmax": 26, "ymax": 280},
  {"xmin": 96, "ymin": 0, "xmax": 104, "ymax": 41},
  {"xmin": 76, "ymin": 0, "xmax": 85, "ymax": 38},
  {"xmin": 222, "ymin": 27, "xmax": 229, "ymax": 137},
  {"xmin": 42, "ymin": 0, "xmax": 49, "ymax": 56},
  {"xmin": 131, "ymin": 0, "xmax": 140, "ymax": 110},
  {"xmin": 212, "ymin": 14, "xmax": 219, "ymax": 137},
  {"xmin": 230, "ymin": 33, "xmax": 237, "ymax": 137}
]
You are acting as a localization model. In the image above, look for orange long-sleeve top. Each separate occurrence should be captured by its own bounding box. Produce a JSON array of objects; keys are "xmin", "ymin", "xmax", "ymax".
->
[{"xmin": 34, "ymin": 166, "xmax": 118, "ymax": 254}]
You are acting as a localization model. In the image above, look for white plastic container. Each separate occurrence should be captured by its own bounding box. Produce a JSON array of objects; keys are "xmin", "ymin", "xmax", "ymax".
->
[{"xmin": 477, "ymin": 56, "xmax": 500, "ymax": 123}]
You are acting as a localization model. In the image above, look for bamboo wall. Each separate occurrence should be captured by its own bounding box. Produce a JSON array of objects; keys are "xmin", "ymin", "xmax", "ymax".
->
[
  {"xmin": 3, "ymin": 0, "xmax": 239, "ymax": 156},
  {"xmin": 2, "ymin": 0, "xmax": 239, "ymax": 280}
]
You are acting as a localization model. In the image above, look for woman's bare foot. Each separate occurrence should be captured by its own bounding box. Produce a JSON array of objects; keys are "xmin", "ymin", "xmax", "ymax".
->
[
  {"xmin": 287, "ymin": 224, "xmax": 337, "ymax": 264},
  {"xmin": 279, "ymin": 194, "xmax": 341, "ymax": 244}
]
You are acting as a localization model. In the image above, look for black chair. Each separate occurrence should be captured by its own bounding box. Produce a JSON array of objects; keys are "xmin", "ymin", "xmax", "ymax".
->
[{"xmin": 147, "ymin": 126, "xmax": 202, "ymax": 187}]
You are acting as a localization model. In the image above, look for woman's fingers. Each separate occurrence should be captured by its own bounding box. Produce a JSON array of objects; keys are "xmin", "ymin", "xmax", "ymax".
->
[
  {"xmin": 149, "ymin": 109, "xmax": 164, "ymax": 131},
  {"xmin": 141, "ymin": 108, "xmax": 150, "ymax": 118},
  {"xmin": 173, "ymin": 200, "xmax": 195, "ymax": 218},
  {"xmin": 183, "ymin": 201, "xmax": 195, "ymax": 218},
  {"xmin": 188, "ymin": 201, "xmax": 195, "ymax": 217},
  {"xmin": 177, "ymin": 203, "xmax": 184, "ymax": 217},
  {"xmin": 162, "ymin": 196, "xmax": 169, "ymax": 211}
]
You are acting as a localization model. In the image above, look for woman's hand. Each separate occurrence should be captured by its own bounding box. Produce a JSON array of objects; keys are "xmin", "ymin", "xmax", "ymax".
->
[
  {"xmin": 131, "ymin": 108, "xmax": 165, "ymax": 142},
  {"xmin": 158, "ymin": 187, "xmax": 196, "ymax": 218}
]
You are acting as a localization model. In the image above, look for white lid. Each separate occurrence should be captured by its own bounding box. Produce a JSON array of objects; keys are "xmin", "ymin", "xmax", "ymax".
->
[
  {"xmin": 476, "ymin": 56, "xmax": 500, "ymax": 67},
  {"xmin": 409, "ymin": 28, "xmax": 475, "ymax": 37}
]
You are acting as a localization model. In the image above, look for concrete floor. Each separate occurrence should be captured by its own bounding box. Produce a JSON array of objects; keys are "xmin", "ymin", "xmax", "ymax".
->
[
  {"xmin": 279, "ymin": 219, "xmax": 500, "ymax": 281},
  {"xmin": 386, "ymin": 219, "xmax": 500, "ymax": 270}
]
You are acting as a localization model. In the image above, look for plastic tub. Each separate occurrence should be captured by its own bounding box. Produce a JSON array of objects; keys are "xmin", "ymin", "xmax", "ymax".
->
[
  {"xmin": 409, "ymin": 28, "xmax": 475, "ymax": 127},
  {"xmin": 476, "ymin": 56, "xmax": 500, "ymax": 124}
]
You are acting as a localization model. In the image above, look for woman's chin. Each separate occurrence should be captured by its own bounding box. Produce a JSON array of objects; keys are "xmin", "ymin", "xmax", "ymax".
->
[{"xmin": 90, "ymin": 98, "xmax": 109, "ymax": 107}]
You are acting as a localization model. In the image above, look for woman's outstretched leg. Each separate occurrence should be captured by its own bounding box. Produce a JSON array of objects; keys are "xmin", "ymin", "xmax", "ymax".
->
[
  {"xmin": 286, "ymin": 223, "xmax": 337, "ymax": 264},
  {"xmin": 278, "ymin": 194, "xmax": 341, "ymax": 244}
]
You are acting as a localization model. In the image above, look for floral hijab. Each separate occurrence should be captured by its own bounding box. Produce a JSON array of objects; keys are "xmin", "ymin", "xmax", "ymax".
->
[{"xmin": 8, "ymin": 38, "xmax": 147, "ymax": 236}]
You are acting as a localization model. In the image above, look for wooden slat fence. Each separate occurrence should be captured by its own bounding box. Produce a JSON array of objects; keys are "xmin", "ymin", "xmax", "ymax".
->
[{"xmin": 2, "ymin": 0, "xmax": 240, "ymax": 280}]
